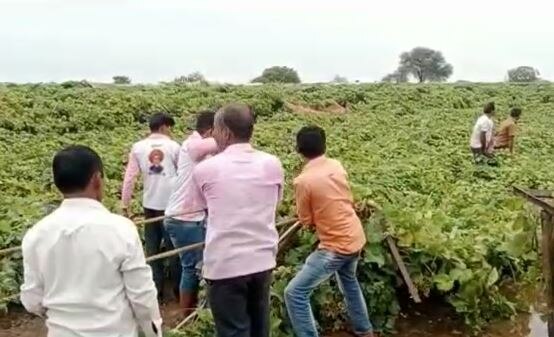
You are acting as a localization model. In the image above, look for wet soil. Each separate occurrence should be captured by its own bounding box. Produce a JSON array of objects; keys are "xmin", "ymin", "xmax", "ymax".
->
[{"xmin": 1, "ymin": 285, "xmax": 548, "ymax": 337}]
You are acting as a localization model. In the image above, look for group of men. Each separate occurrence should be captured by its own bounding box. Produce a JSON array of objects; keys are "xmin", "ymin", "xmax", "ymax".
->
[
  {"xmin": 470, "ymin": 102, "xmax": 523, "ymax": 162},
  {"xmin": 20, "ymin": 104, "xmax": 375, "ymax": 337}
]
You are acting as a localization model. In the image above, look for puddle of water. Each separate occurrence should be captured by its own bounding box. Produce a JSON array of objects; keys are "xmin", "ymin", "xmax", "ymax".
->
[
  {"xmin": 527, "ymin": 307, "xmax": 548, "ymax": 337},
  {"xmin": 392, "ymin": 286, "xmax": 549, "ymax": 337}
]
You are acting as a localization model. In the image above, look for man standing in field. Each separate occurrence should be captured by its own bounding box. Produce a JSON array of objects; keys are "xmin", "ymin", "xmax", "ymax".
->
[
  {"xmin": 470, "ymin": 102, "xmax": 496, "ymax": 162},
  {"xmin": 21, "ymin": 146, "xmax": 162, "ymax": 337},
  {"xmin": 164, "ymin": 110, "xmax": 218, "ymax": 315},
  {"xmin": 121, "ymin": 112, "xmax": 181, "ymax": 302},
  {"xmin": 192, "ymin": 104, "xmax": 284, "ymax": 337},
  {"xmin": 494, "ymin": 107, "xmax": 522, "ymax": 154},
  {"xmin": 284, "ymin": 126, "xmax": 374, "ymax": 337}
]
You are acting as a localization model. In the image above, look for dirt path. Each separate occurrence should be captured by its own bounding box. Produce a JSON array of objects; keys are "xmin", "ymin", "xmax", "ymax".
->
[
  {"xmin": 0, "ymin": 302, "xmax": 183, "ymax": 337},
  {"xmin": 2, "ymin": 304, "xmax": 546, "ymax": 337}
]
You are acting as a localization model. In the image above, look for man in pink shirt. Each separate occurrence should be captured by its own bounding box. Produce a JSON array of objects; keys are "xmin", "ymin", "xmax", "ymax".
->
[
  {"xmin": 121, "ymin": 112, "xmax": 181, "ymax": 302},
  {"xmin": 164, "ymin": 110, "xmax": 218, "ymax": 315},
  {"xmin": 192, "ymin": 104, "xmax": 284, "ymax": 337}
]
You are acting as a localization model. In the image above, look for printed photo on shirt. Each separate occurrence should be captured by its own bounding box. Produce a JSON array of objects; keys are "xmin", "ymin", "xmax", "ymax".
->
[{"xmin": 148, "ymin": 149, "xmax": 165, "ymax": 175}]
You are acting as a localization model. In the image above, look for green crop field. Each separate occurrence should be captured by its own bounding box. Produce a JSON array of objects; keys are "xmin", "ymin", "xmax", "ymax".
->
[{"xmin": 1, "ymin": 82, "xmax": 553, "ymax": 335}]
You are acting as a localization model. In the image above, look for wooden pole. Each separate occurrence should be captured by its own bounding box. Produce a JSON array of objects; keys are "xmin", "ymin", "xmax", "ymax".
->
[
  {"xmin": 0, "ymin": 216, "xmax": 297, "ymax": 257},
  {"xmin": 385, "ymin": 235, "xmax": 422, "ymax": 303},
  {"xmin": 541, "ymin": 210, "xmax": 554, "ymax": 337},
  {"xmin": 278, "ymin": 222, "xmax": 301, "ymax": 250}
]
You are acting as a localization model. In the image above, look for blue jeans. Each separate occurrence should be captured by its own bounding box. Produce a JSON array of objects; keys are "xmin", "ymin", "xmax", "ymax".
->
[
  {"xmin": 285, "ymin": 249, "xmax": 373, "ymax": 337},
  {"xmin": 164, "ymin": 218, "xmax": 205, "ymax": 292}
]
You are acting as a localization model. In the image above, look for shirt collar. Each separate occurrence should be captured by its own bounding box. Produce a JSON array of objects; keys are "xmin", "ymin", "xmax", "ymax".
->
[
  {"xmin": 303, "ymin": 155, "xmax": 327, "ymax": 172},
  {"xmin": 60, "ymin": 198, "xmax": 107, "ymax": 211},
  {"xmin": 189, "ymin": 131, "xmax": 202, "ymax": 140},
  {"xmin": 223, "ymin": 143, "xmax": 254, "ymax": 153},
  {"xmin": 148, "ymin": 133, "xmax": 169, "ymax": 140}
]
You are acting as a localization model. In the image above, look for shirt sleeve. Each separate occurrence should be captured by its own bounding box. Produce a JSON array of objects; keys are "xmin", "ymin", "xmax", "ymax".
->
[
  {"xmin": 508, "ymin": 123, "xmax": 517, "ymax": 137},
  {"xmin": 264, "ymin": 156, "xmax": 285, "ymax": 201},
  {"xmin": 121, "ymin": 148, "xmax": 140, "ymax": 208},
  {"xmin": 20, "ymin": 231, "xmax": 46, "ymax": 317},
  {"xmin": 172, "ymin": 141, "xmax": 181, "ymax": 168},
  {"xmin": 121, "ymin": 227, "xmax": 162, "ymax": 337},
  {"xmin": 188, "ymin": 138, "xmax": 218, "ymax": 162},
  {"xmin": 191, "ymin": 166, "xmax": 208, "ymax": 211},
  {"xmin": 294, "ymin": 179, "xmax": 313, "ymax": 226}
]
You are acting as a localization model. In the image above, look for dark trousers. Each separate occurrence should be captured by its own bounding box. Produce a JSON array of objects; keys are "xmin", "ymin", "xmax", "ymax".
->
[
  {"xmin": 143, "ymin": 208, "xmax": 181, "ymax": 301},
  {"xmin": 207, "ymin": 270, "xmax": 272, "ymax": 337}
]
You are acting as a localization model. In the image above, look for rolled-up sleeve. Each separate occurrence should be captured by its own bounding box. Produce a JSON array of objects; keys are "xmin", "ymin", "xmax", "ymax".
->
[
  {"xmin": 20, "ymin": 232, "xmax": 45, "ymax": 317},
  {"xmin": 294, "ymin": 179, "xmax": 313, "ymax": 226},
  {"xmin": 121, "ymin": 229, "xmax": 162, "ymax": 337},
  {"xmin": 188, "ymin": 137, "xmax": 218, "ymax": 162},
  {"xmin": 264, "ymin": 156, "xmax": 285, "ymax": 201},
  {"xmin": 191, "ymin": 165, "xmax": 208, "ymax": 210}
]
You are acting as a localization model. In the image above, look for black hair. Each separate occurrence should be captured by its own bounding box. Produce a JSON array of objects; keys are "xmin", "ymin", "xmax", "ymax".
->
[
  {"xmin": 484, "ymin": 102, "xmax": 495, "ymax": 114},
  {"xmin": 296, "ymin": 126, "xmax": 326, "ymax": 159},
  {"xmin": 510, "ymin": 107, "xmax": 522, "ymax": 118},
  {"xmin": 52, "ymin": 145, "xmax": 104, "ymax": 194},
  {"xmin": 196, "ymin": 110, "xmax": 216, "ymax": 133},
  {"xmin": 149, "ymin": 112, "xmax": 175, "ymax": 132},
  {"xmin": 222, "ymin": 104, "xmax": 254, "ymax": 142}
]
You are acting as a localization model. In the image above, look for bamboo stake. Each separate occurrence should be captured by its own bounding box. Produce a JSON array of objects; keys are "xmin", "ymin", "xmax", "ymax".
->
[
  {"xmin": 385, "ymin": 235, "xmax": 422, "ymax": 303},
  {"xmin": 0, "ymin": 217, "xmax": 296, "ymax": 257},
  {"xmin": 173, "ymin": 300, "xmax": 207, "ymax": 331},
  {"xmin": 541, "ymin": 211, "xmax": 554, "ymax": 337},
  {"xmin": 0, "ymin": 218, "xmax": 298, "ymax": 303},
  {"xmin": 278, "ymin": 222, "xmax": 301, "ymax": 248},
  {"xmin": 146, "ymin": 243, "xmax": 204, "ymax": 263}
]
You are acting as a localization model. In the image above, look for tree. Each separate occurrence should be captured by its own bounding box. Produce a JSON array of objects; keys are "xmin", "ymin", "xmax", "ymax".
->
[
  {"xmin": 251, "ymin": 66, "xmax": 301, "ymax": 84},
  {"xmin": 332, "ymin": 75, "xmax": 348, "ymax": 84},
  {"xmin": 174, "ymin": 72, "xmax": 206, "ymax": 84},
  {"xmin": 508, "ymin": 66, "xmax": 540, "ymax": 82},
  {"xmin": 384, "ymin": 47, "xmax": 453, "ymax": 83},
  {"xmin": 113, "ymin": 76, "xmax": 131, "ymax": 84},
  {"xmin": 382, "ymin": 70, "xmax": 408, "ymax": 83}
]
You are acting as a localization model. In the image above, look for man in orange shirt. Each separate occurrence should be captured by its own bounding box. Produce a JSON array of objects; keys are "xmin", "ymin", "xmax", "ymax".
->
[
  {"xmin": 284, "ymin": 126, "xmax": 374, "ymax": 337},
  {"xmin": 495, "ymin": 107, "xmax": 522, "ymax": 154}
]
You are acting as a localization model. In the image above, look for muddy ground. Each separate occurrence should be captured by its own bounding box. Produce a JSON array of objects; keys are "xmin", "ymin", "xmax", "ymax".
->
[{"xmin": 1, "ymin": 298, "xmax": 547, "ymax": 337}]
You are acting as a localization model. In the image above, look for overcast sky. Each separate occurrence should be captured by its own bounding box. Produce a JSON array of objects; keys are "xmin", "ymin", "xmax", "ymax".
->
[{"xmin": 1, "ymin": 0, "xmax": 553, "ymax": 83}]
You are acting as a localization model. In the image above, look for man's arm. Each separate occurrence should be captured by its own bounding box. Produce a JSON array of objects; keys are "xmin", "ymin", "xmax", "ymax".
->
[
  {"xmin": 294, "ymin": 180, "xmax": 313, "ymax": 227},
  {"xmin": 20, "ymin": 232, "xmax": 45, "ymax": 317},
  {"xmin": 480, "ymin": 131, "xmax": 488, "ymax": 154},
  {"xmin": 188, "ymin": 137, "xmax": 218, "ymax": 162},
  {"xmin": 508, "ymin": 124, "xmax": 516, "ymax": 154},
  {"xmin": 191, "ymin": 166, "xmax": 208, "ymax": 211},
  {"xmin": 121, "ymin": 227, "xmax": 162, "ymax": 337},
  {"xmin": 121, "ymin": 150, "xmax": 140, "ymax": 215}
]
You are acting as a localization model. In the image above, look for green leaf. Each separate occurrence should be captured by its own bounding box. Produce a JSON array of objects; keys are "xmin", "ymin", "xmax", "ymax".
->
[
  {"xmin": 433, "ymin": 273, "xmax": 454, "ymax": 292},
  {"xmin": 486, "ymin": 268, "xmax": 499, "ymax": 287}
]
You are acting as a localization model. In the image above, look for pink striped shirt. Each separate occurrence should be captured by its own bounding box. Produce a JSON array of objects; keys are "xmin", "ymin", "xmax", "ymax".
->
[
  {"xmin": 192, "ymin": 143, "xmax": 284, "ymax": 280},
  {"xmin": 165, "ymin": 131, "xmax": 218, "ymax": 221}
]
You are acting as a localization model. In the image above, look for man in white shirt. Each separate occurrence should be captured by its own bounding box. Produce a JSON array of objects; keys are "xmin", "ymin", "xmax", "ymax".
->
[
  {"xmin": 21, "ymin": 145, "xmax": 162, "ymax": 337},
  {"xmin": 470, "ymin": 102, "xmax": 496, "ymax": 163},
  {"xmin": 122, "ymin": 112, "xmax": 181, "ymax": 301},
  {"xmin": 164, "ymin": 110, "xmax": 218, "ymax": 315}
]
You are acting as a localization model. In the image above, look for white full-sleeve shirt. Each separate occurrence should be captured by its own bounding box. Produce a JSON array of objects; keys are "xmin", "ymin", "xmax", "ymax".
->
[
  {"xmin": 20, "ymin": 198, "xmax": 162, "ymax": 337},
  {"xmin": 122, "ymin": 134, "xmax": 181, "ymax": 211}
]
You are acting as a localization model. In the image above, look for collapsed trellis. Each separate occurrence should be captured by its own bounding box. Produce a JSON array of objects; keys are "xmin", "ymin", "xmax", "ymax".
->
[
  {"xmin": 513, "ymin": 186, "xmax": 554, "ymax": 337},
  {"xmin": 0, "ymin": 211, "xmax": 421, "ymax": 332}
]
